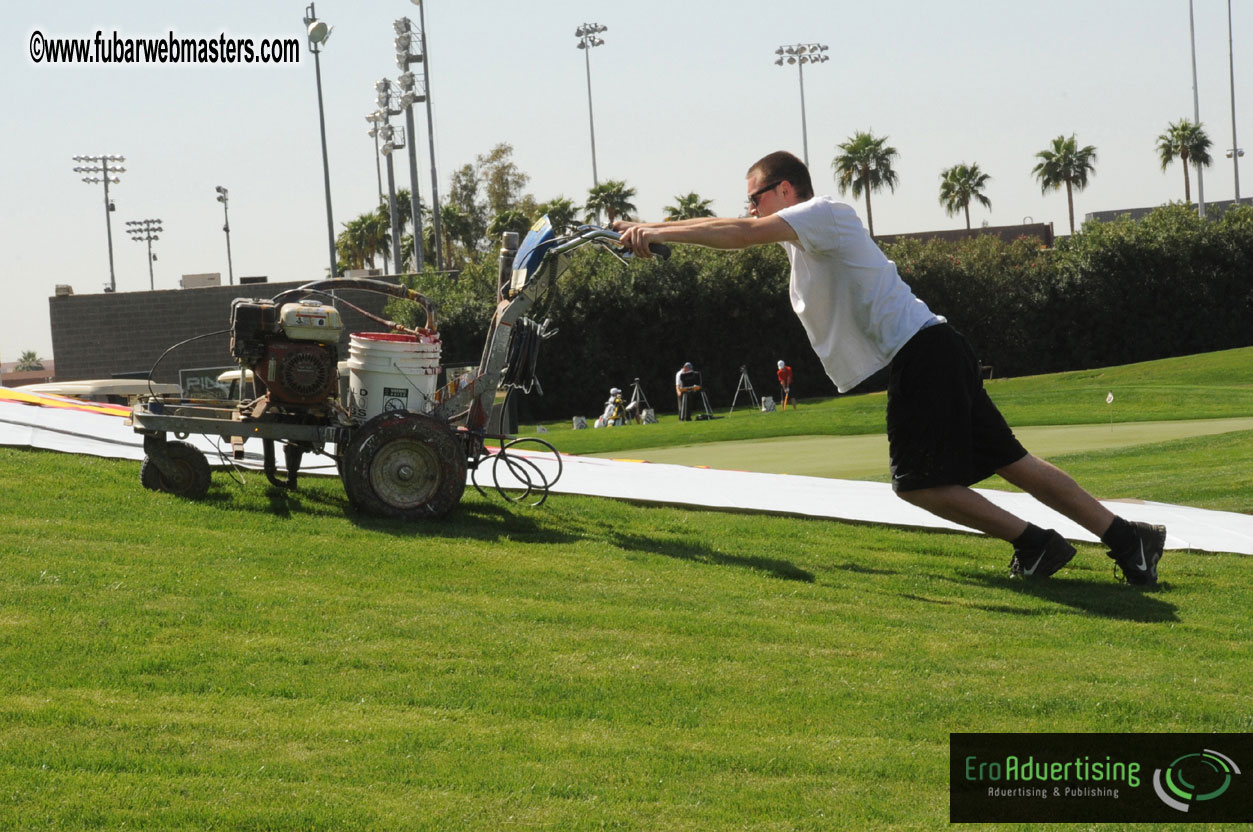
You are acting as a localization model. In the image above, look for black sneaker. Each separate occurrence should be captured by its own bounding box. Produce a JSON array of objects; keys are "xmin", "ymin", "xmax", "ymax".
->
[
  {"xmin": 1108, "ymin": 522, "xmax": 1166, "ymax": 586},
  {"xmin": 1009, "ymin": 529, "xmax": 1076, "ymax": 578}
]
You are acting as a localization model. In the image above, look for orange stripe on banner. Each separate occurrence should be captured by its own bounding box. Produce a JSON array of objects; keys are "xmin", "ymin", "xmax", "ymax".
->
[{"xmin": 0, "ymin": 388, "xmax": 131, "ymax": 417}]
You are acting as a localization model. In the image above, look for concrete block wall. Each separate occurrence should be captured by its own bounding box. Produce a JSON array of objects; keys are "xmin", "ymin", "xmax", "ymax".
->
[{"xmin": 49, "ymin": 280, "xmax": 403, "ymax": 385}]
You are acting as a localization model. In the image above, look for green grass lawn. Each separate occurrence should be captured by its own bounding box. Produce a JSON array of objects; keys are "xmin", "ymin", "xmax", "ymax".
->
[
  {"xmin": 0, "ymin": 450, "xmax": 1249, "ymax": 830},
  {"xmin": 531, "ymin": 346, "xmax": 1253, "ymax": 457},
  {"xmin": 1, "ymin": 347, "xmax": 1250, "ymax": 830},
  {"xmin": 588, "ymin": 419, "xmax": 1253, "ymax": 490}
]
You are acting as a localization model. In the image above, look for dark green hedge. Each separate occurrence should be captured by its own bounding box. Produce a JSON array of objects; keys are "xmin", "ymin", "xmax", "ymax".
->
[
  {"xmin": 390, "ymin": 205, "xmax": 1253, "ymax": 421},
  {"xmin": 888, "ymin": 204, "xmax": 1253, "ymax": 377}
]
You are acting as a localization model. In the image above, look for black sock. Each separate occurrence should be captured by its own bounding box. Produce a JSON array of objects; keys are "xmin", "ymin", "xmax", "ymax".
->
[
  {"xmin": 1012, "ymin": 522, "xmax": 1050, "ymax": 551},
  {"xmin": 1101, "ymin": 516, "xmax": 1137, "ymax": 553}
]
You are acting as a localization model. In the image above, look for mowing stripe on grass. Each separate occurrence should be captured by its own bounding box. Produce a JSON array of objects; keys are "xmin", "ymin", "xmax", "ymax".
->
[{"xmin": 590, "ymin": 417, "xmax": 1253, "ymax": 481}]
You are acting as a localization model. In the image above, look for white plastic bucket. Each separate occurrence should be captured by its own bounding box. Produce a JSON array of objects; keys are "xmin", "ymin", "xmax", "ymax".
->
[{"xmin": 346, "ymin": 332, "xmax": 442, "ymax": 420}]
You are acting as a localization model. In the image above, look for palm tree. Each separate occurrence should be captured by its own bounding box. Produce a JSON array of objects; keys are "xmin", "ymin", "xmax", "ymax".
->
[
  {"xmin": 335, "ymin": 217, "xmax": 369, "ymax": 271},
  {"xmin": 337, "ymin": 212, "xmax": 390, "ymax": 271},
  {"xmin": 831, "ymin": 131, "xmax": 899, "ymax": 237},
  {"xmin": 488, "ymin": 209, "xmax": 533, "ymax": 241},
  {"xmin": 1032, "ymin": 134, "xmax": 1097, "ymax": 235},
  {"xmin": 1156, "ymin": 118, "xmax": 1213, "ymax": 204},
  {"xmin": 938, "ymin": 163, "xmax": 992, "ymax": 230},
  {"xmin": 385, "ymin": 189, "xmax": 413, "ymax": 231},
  {"xmin": 439, "ymin": 203, "xmax": 475, "ymax": 267},
  {"xmin": 664, "ymin": 192, "xmax": 715, "ymax": 221},
  {"xmin": 584, "ymin": 180, "xmax": 637, "ymax": 225},
  {"xmin": 15, "ymin": 351, "xmax": 44, "ymax": 372},
  {"xmin": 535, "ymin": 197, "xmax": 580, "ymax": 232}
]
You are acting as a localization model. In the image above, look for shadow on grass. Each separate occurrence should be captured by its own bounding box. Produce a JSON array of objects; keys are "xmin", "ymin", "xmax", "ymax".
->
[
  {"xmin": 347, "ymin": 498, "xmax": 583, "ymax": 546},
  {"xmin": 952, "ymin": 569, "xmax": 1179, "ymax": 623},
  {"xmin": 193, "ymin": 476, "xmax": 583, "ymax": 545},
  {"xmin": 833, "ymin": 563, "xmax": 901, "ymax": 576},
  {"xmin": 198, "ymin": 477, "xmax": 346, "ymax": 515},
  {"xmin": 900, "ymin": 592, "xmax": 1051, "ymax": 617},
  {"xmin": 606, "ymin": 529, "xmax": 815, "ymax": 582}
]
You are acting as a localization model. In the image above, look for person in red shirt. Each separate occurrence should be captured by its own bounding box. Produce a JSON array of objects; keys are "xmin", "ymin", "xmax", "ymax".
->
[{"xmin": 776, "ymin": 360, "xmax": 794, "ymax": 409}]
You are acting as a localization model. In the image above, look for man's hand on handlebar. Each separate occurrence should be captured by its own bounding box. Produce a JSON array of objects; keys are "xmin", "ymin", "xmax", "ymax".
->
[{"xmin": 617, "ymin": 225, "xmax": 663, "ymax": 259}]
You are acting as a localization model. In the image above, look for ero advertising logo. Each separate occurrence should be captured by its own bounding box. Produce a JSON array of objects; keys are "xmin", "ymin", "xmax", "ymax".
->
[
  {"xmin": 1153, "ymin": 748, "xmax": 1241, "ymax": 813},
  {"xmin": 950, "ymin": 733, "xmax": 1251, "ymax": 823}
]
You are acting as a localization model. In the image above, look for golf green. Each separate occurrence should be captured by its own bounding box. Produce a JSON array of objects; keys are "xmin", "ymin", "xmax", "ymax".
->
[{"xmin": 589, "ymin": 417, "xmax": 1253, "ymax": 480}]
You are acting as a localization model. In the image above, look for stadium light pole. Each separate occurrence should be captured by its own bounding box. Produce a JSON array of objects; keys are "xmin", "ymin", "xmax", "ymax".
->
[
  {"xmin": 125, "ymin": 218, "xmax": 162, "ymax": 291},
  {"xmin": 395, "ymin": 16, "xmax": 426, "ymax": 272},
  {"xmin": 72, "ymin": 154, "xmax": 126, "ymax": 292},
  {"xmin": 575, "ymin": 23, "xmax": 606, "ymax": 189},
  {"xmin": 303, "ymin": 3, "xmax": 339, "ymax": 275},
  {"xmin": 774, "ymin": 44, "xmax": 829, "ymax": 168},
  {"xmin": 376, "ymin": 79, "xmax": 405, "ymax": 274},
  {"xmin": 366, "ymin": 112, "xmax": 385, "ymax": 208},
  {"xmin": 411, "ymin": 0, "xmax": 443, "ymax": 271},
  {"xmin": 215, "ymin": 186, "xmax": 234, "ymax": 286},
  {"xmin": 1226, "ymin": 0, "xmax": 1243, "ymax": 202},
  {"xmin": 1188, "ymin": 0, "xmax": 1207, "ymax": 217}
]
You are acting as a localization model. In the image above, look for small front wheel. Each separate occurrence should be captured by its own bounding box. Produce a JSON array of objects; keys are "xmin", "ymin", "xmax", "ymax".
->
[{"xmin": 140, "ymin": 440, "xmax": 211, "ymax": 499}]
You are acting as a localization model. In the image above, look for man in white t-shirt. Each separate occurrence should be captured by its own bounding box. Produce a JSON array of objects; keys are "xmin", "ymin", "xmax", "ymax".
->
[{"xmin": 615, "ymin": 150, "xmax": 1165, "ymax": 586}]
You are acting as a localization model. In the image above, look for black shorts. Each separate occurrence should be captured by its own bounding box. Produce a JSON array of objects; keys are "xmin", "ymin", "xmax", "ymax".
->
[{"xmin": 887, "ymin": 323, "xmax": 1027, "ymax": 492}]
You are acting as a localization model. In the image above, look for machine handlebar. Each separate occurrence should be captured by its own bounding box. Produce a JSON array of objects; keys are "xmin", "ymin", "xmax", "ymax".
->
[{"xmin": 556, "ymin": 224, "xmax": 671, "ymax": 261}]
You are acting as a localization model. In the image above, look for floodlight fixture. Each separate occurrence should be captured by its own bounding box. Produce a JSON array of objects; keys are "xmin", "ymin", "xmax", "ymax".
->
[
  {"xmin": 575, "ymin": 23, "xmax": 608, "ymax": 191},
  {"xmin": 394, "ymin": 4, "xmax": 441, "ymax": 269},
  {"xmin": 72, "ymin": 153, "xmax": 127, "ymax": 291},
  {"xmin": 126, "ymin": 217, "xmax": 163, "ymax": 290},
  {"xmin": 303, "ymin": 2, "xmax": 338, "ymax": 276},
  {"xmin": 375, "ymin": 98, "xmax": 405, "ymax": 269},
  {"xmin": 394, "ymin": 17, "xmax": 424, "ymax": 70},
  {"xmin": 773, "ymin": 42, "xmax": 830, "ymax": 167}
]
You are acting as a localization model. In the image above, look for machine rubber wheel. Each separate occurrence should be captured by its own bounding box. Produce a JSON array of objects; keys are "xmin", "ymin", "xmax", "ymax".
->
[
  {"xmin": 140, "ymin": 440, "xmax": 212, "ymax": 499},
  {"xmin": 342, "ymin": 412, "xmax": 467, "ymax": 519}
]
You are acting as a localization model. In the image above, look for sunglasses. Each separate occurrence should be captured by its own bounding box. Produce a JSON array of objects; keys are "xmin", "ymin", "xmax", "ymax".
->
[{"xmin": 748, "ymin": 180, "xmax": 782, "ymax": 208}]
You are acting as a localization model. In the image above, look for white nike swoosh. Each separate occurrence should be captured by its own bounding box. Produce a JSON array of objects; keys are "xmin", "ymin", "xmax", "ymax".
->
[
  {"xmin": 1134, "ymin": 542, "xmax": 1148, "ymax": 572},
  {"xmin": 1025, "ymin": 552, "xmax": 1045, "ymax": 574}
]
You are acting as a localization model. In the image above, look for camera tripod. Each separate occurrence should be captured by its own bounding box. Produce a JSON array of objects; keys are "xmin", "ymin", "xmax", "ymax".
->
[
  {"xmin": 628, "ymin": 377, "xmax": 656, "ymax": 424},
  {"xmin": 729, "ymin": 365, "xmax": 760, "ymax": 413}
]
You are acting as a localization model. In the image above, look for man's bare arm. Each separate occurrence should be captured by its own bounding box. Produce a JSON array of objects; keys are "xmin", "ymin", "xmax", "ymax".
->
[
  {"xmin": 612, "ymin": 217, "xmax": 721, "ymax": 232},
  {"xmin": 616, "ymin": 215, "xmax": 797, "ymax": 258}
]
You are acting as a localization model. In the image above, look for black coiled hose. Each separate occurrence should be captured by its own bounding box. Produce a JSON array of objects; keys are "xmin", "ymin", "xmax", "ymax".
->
[{"xmin": 501, "ymin": 317, "xmax": 556, "ymax": 395}]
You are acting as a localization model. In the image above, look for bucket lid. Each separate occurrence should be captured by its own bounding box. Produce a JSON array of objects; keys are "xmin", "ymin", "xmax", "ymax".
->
[
  {"xmin": 351, "ymin": 331, "xmax": 440, "ymax": 345},
  {"xmin": 353, "ymin": 331, "xmax": 418, "ymax": 343}
]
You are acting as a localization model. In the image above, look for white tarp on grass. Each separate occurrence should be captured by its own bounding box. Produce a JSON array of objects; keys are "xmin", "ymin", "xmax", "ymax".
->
[
  {"xmin": 2, "ymin": 391, "xmax": 1250, "ymax": 556},
  {"xmin": 0, "ymin": 390, "xmax": 337, "ymax": 473},
  {"xmin": 533, "ymin": 453, "xmax": 1253, "ymax": 556}
]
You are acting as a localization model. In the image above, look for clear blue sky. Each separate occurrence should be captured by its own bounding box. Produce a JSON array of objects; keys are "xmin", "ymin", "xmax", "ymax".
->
[{"xmin": 4, "ymin": 0, "xmax": 1249, "ymax": 363}]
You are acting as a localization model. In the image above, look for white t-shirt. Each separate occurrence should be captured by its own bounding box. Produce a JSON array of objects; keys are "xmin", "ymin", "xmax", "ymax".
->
[{"xmin": 776, "ymin": 196, "xmax": 940, "ymax": 392}]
